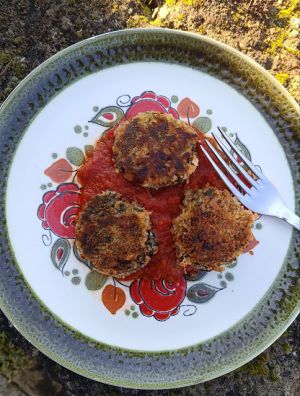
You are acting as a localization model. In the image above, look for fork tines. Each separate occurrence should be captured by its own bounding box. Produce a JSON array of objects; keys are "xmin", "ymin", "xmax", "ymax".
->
[{"xmin": 200, "ymin": 127, "xmax": 263, "ymax": 202}]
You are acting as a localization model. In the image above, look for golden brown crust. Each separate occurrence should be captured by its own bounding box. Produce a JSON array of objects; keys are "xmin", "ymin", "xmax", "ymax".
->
[
  {"xmin": 75, "ymin": 191, "xmax": 157, "ymax": 278},
  {"xmin": 112, "ymin": 112, "xmax": 199, "ymax": 189},
  {"xmin": 173, "ymin": 187, "xmax": 256, "ymax": 272}
]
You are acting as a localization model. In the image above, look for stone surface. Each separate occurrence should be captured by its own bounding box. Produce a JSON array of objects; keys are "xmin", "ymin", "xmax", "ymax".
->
[
  {"xmin": 0, "ymin": 375, "xmax": 27, "ymax": 396},
  {"xmin": 0, "ymin": 0, "xmax": 299, "ymax": 395}
]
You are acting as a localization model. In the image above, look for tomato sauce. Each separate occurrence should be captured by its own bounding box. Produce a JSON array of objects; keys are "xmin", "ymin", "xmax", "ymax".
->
[{"xmin": 77, "ymin": 127, "xmax": 225, "ymax": 281}]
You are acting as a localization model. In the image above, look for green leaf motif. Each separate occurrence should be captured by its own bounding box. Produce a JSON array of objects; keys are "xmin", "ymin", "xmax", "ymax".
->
[
  {"xmin": 90, "ymin": 106, "xmax": 124, "ymax": 127},
  {"xmin": 51, "ymin": 238, "xmax": 71, "ymax": 274},
  {"xmin": 187, "ymin": 283, "xmax": 221, "ymax": 304},
  {"xmin": 85, "ymin": 271, "xmax": 107, "ymax": 291},
  {"xmin": 193, "ymin": 116, "xmax": 212, "ymax": 134},
  {"xmin": 66, "ymin": 147, "xmax": 84, "ymax": 166}
]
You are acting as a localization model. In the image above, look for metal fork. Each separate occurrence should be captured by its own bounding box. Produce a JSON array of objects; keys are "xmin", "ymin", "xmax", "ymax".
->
[{"xmin": 200, "ymin": 127, "xmax": 300, "ymax": 230}]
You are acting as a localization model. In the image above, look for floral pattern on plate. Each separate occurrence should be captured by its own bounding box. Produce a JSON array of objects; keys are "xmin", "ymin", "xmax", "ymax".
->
[{"xmin": 37, "ymin": 90, "xmax": 258, "ymax": 321}]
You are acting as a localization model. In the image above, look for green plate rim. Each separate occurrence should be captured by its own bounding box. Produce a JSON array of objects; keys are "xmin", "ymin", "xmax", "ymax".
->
[{"xmin": 0, "ymin": 28, "xmax": 299, "ymax": 389}]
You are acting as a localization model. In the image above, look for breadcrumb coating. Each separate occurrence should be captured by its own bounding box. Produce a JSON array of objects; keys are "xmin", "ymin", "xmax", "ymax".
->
[
  {"xmin": 112, "ymin": 111, "xmax": 199, "ymax": 189},
  {"xmin": 75, "ymin": 191, "xmax": 157, "ymax": 278},
  {"xmin": 173, "ymin": 187, "xmax": 256, "ymax": 272}
]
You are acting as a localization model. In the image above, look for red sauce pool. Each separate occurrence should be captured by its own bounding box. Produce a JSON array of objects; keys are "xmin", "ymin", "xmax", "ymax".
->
[{"xmin": 77, "ymin": 127, "xmax": 225, "ymax": 281}]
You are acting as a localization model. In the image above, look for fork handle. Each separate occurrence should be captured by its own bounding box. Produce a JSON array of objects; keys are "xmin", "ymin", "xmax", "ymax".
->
[{"xmin": 278, "ymin": 206, "xmax": 300, "ymax": 231}]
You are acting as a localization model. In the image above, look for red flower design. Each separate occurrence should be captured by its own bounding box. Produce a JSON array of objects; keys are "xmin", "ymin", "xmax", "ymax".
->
[
  {"xmin": 130, "ymin": 275, "xmax": 186, "ymax": 321},
  {"xmin": 126, "ymin": 91, "xmax": 179, "ymax": 119},
  {"xmin": 37, "ymin": 183, "xmax": 81, "ymax": 239}
]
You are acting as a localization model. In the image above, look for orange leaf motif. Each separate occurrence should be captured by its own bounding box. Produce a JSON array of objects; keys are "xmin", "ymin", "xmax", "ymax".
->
[
  {"xmin": 177, "ymin": 98, "xmax": 200, "ymax": 119},
  {"xmin": 44, "ymin": 159, "xmax": 73, "ymax": 183},
  {"xmin": 102, "ymin": 284, "xmax": 126, "ymax": 314}
]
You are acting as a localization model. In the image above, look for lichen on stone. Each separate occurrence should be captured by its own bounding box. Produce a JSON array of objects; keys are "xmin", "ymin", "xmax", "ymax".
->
[
  {"xmin": 0, "ymin": 331, "xmax": 31, "ymax": 380},
  {"xmin": 242, "ymin": 353, "xmax": 269, "ymax": 376}
]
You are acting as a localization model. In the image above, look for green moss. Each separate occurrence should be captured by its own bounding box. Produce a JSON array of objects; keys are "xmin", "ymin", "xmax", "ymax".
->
[
  {"xmin": 232, "ymin": 12, "xmax": 242, "ymax": 22},
  {"xmin": 127, "ymin": 15, "xmax": 150, "ymax": 28},
  {"xmin": 269, "ymin": 30, "xmax": 286, "ymax": 54},
  {"xmin": 111, "ymin": 4, "xmax": 117, "ymax": 12},
  {"xmin": 278, "ymin": 0, "xmax": 299, "ymax": 18},
  {"xmin": 0, "ymin": 52, "xmax": 11, "ymax": 66},
  {"xmin": 165, "ymin": 0, "xmax": 177, "ymax": 5},
  {"xmin": 282, "ymin": 342, "xmax": 292, "ymax": 353},
  {"xmin": 181, "ymin": 0, "xmax": 201, "ymax": 5},
  {"xmin": 238, "ymin": 352, "xmax": 270, "ymax": 377},
  {"xmin": 238, "ymin": 351, "xmax": 280, "ymax": 382},
  {"xmin": 0, "ymin": 50, "xmax": 26, "ymax": 79},
  {"xmin": 275, "ymin": 72, "xmax": 289, "ymax": 85},
  {"xmin": 268, "ymin": 0, "xmax": 300, "ymax": 55},
  {"xmin": 13, "ymin": 37, "xmax": 25, "ymax": 47},
  {"xmin": 269, "ymin": 29, "xmax": 300, "ymax": 57},
  {"xmin": 283, "ymin": 43, "xmax": 300, "ymax": 57},
  {"xmin": 150, "ymin": 18, "xmax": 163, "ymax": 27},
  {"xmin": 11, "ymin": 62, "xmax": 26, "ymax": 79},
  {"xmin": 0, "ymin": 331, "xmax": 33, "ymax": 380},
  {"xmin": 197, "ymin": 25, "xmax": 207, "ymax": 35},
  {"xmin": 204, "ymin": 382, "xmax": 210, "ymax": 391}
]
